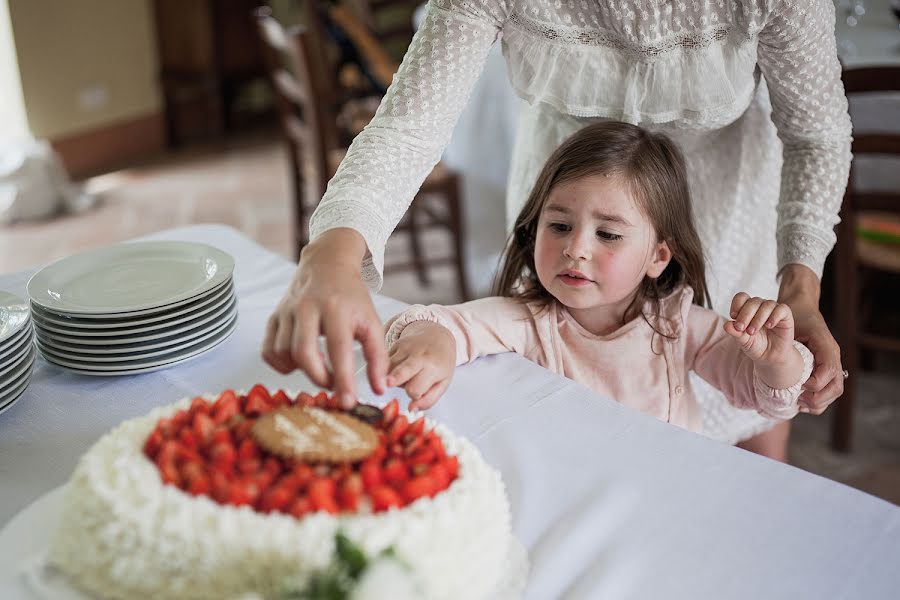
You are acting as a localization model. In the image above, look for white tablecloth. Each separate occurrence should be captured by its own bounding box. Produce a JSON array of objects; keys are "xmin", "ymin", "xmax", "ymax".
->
[{"xmin": 1, "ymin": 225, "xmax": 899, "ymax": 599}]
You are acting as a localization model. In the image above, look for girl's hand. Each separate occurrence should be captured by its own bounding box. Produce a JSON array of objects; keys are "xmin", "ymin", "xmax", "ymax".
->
[
  {"xmin": 386, "ymin": 321, "xmax": 456, "ymax": 411},
  {"xmin": 725, "ymin": 293, "xmax": 803, "ymax": 390},
  {"xmin": 261, "ymin": 229, "xmax": 388, "ymax": 409}
]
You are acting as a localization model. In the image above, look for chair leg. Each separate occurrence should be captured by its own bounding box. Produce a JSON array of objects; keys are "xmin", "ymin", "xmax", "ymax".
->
[
  {"xmin": 287, "ymin": 142, "xmax": 306, "ymax": 261},
  {"xmin": 408, "ymin": 197, "xmax": 431, "ymax": 287},
  {"xmin": 831, "ymin": 196, "xmax": 857, "ymax": 452},
  {"xmin": 446, "ymin": 175, "xmax": 472, "ymax": 301}
]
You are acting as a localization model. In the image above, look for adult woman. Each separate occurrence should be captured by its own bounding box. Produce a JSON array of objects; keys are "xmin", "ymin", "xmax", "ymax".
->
[{"xmin": 262, "ymin": 0, "xmax": 850, "ymax": 460}]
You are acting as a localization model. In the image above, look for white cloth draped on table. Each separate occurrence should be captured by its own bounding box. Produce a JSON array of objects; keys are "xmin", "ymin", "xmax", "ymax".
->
[{"xmin": 309, "ymin": 0, "xmax": 852, "ymax": 443}]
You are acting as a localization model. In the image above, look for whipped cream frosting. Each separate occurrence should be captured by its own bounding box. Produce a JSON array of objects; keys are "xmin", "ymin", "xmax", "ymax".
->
[{"xmin": 47, "ymin": 394, "xmax": 513, "ymax": 600}]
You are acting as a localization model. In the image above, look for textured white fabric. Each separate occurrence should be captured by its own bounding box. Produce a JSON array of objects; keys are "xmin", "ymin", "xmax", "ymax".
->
[
  {"xmin": 309, "ymin": 0, "xmax": 851, "ymax": 444},
  {"xmin": 3, "ymin": 226, "xmax": 900, "ymax": 600},
  {"xmin": 310, "ymin": 0, "xmax": 851, "ymax": 290}
]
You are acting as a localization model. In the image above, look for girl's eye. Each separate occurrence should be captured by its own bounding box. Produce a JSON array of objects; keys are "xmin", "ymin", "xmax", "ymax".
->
[
  {"xmin": 596, "ymin": 230, "xmax": 622, "ymax": 241},
  {"xmin": 549, "ymin": 222, "xmax": 570, "ymax": 233}
]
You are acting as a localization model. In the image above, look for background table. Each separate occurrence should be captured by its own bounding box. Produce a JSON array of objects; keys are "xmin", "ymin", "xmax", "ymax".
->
[{"xmin": 1, "ymin": 225, "xmax": 899, "ymax": 599}]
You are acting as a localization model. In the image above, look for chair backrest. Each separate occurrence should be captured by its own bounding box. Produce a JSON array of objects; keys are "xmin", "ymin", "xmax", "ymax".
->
[
  {"xmin": 842, "ymin": 66, "xmax": 900, "ymax": 213},
  {"xmin": 254, "ymin": 7, "xmax": 338, "ymax": 206},
  {"xmin": 359, "ymin": 0, "xmax": 421, "ymax": 61}
]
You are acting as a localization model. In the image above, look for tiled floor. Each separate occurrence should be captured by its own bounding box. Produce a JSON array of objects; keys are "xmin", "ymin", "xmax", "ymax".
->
[{"xmin": 3, "ymin": 132, "xmax": 899, "ymax": 506}]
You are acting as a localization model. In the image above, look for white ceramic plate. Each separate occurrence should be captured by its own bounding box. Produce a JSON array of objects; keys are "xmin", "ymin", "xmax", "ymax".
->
[
  {"xmin": 0, "ymin": 291, "xmax": 29, "ymax": 345},
  {"xmin": 34, "ymin": 296, "xmax": 237, "ymax": 345},
  {"xmin": 0, "ymin": 336, "xmax": 34, "ymax": 382},
  {"xmin": 0, "ymin": 321, "xmax": 32, "ymax": 362},
  {"xmin": 0, "ymin": 347, "xmax": 35, "ymax": 396},
  {"xmin": 0, "ymin": 369, "xmax": 32, "ymax": 415},
  {"xmin": 29, "ymin": 279, "xmax": 233, "ymax": 329},
  {"xmin": 30, "ymin": 286, "xmax": 234, "ymax": 337},
  {"xmin": 37, "ymin": 313, "xmax": 237, "ymax": 363},
  {"xmin": 30, "ymin": 277, "xmax": 234, "ymax": 327},
  {"xmin": 39, "ymin": 317, "xmax": 237, "ymax": 376},
  {"xmin": 27, "ymin": 241, "xmax": 234, "ymax": 315}
]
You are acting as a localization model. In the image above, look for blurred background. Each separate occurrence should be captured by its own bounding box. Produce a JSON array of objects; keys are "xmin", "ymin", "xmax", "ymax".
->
[{"xmin": 0, "ymin": 0, "xmax": 898, "ymax": 503}]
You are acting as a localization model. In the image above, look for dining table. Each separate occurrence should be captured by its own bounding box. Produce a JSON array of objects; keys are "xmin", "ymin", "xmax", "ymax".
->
[{"xmin": 1, "ymin": 224, "xmax": 899, "ymax": 599}]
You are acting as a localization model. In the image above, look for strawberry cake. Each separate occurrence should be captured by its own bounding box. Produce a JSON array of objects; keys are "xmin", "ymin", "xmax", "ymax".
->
[{"xmin": 46, "ymin": 386, "xmax": 515, "ymax": 599}]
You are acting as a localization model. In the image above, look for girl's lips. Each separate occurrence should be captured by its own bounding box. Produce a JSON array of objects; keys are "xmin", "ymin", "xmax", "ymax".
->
[{"xmin": 558, "ymin": 274, "xmax": 593, "ymax": 287}]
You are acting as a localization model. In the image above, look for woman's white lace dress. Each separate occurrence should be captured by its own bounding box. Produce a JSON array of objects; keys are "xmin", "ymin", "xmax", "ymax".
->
[{"xmin": 309, "ymin": 0, "xmax": 852, "ymax": 444}]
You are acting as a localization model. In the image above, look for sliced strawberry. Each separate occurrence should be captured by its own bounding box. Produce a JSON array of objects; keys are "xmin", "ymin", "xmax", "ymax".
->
[
  {"xmin": 179, "ymin": 428, "xmax": 199, "ymax": 451},
  {"xmin": 244, "ymin": 389, "xmax": 272, "ymax": 416},
  {"xmin": 428, "ymin": 435, "xmax": 446, "ymax": 460},
  {"xmin": 338, "ymin": 484, "xmax": 361, "ymax": 511},
  {"xmin": 157, "ymin": 440, "xmax": 180, "ymax": 466},
  {"xmin": 211, "ymin": 470, "xmax": 232, "ymax": 503},
  {"xmin": 444, "ymin": 456, "xmax": 459, "ymax": 479},
  {"xmin": 409, "ymin": 447, "xmax": 436, "ymax": 467},
  {"xmin": 288, "ymin": 495, "xmax": 313, "ymax": 518},
  {"xmin": 428, "ymin": 463, "xmax": 451, "ymax": 491},
  {"xmin": 187, "ymin": 474, "xmax": 211, "ymax": 496},
  {"xmin": 157, "ymin": 417, "xmax": 177, "ymax": 439},
  {"xmin": 291, "ymin": 463, "xmax": 314, "ymax": 487},
  {"xmin": 210, "ymin": 441, "xmax": 237, "ymax": 469},
  {"xmin": 227, "ymin": 481, "xmax": 254, "ymax": 506},
  {"xmin": 238, "ymin": 438, "xmax": 260, "ymax": 462},
  {"xmin": 192, "ymin": 412, "xmax": 216, "ymax": 447},
  {"xmin": 401, "ymin": 474, "xmax": 437, "ymax": 503},
  {"xmin": 259, "ymin": 484, "xmax": 293, "ymax": 513},
  {"xmin": 189, "ymin": 396, "xmax": 210, "ymax": 417},
  {"xmin": 360, "ymin": 458, "xmax": 383, "ymax": 490},
  {"xmin": 382, "ymin": 458, "xmax": 409, "ymax": 486},
  {"xmin": 212, "ymin": 391, "xmax": 240, "ymax": 425},
  {"xmin": 309, "ymin": 478, "xmax": 339, "ymax": 514},
  {"xmin": 232, "ymin": 419, "xmax": 255, "ymax": 443},
  {"xmin": 370, "ymin": 485, "xmax": 402, "ymax": 512},
  {"xmin": 296, "ymin": 392, "xmax": 315, "ymax": 407},
  {"xmin": 407, "ymin": 418, "xmax": 426, "ymax": 438},
  {"xmin": 382, "ymin": 399, "xmax": 399, "ymax": 425},
  {"xmin": 212, "ymin": 428, "xmax": 232, "ymax": 446},
  {"xmin": 143, "ymin": 428, "xmax": 164, "ymax": 459},
  {"xmin": 180, "ymin": 459, "xmax": 205, "ymax": 485},
  {"xmin": 387, "ymin": 415, "xmax": 409, "ymax": 443},
  {"xmin": 171, "ymin": 409, "xmax": 190, "ymax": 431},
  {"xmin": 158, "ymin": 460, "xmax": 181, "ymax": 487},
  {"xmin": 238, "ymin": 458, "xmax": 262, "ymax": 475},
  {"xmin": 271, "ymin": 389, "xmax": 290, "ymax": 407}
]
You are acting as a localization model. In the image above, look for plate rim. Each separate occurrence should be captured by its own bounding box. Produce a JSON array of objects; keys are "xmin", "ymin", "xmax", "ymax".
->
[
  {"xmin": 0, "ymin": 290, "xmax": 30, "ymax": 345},
  {"xmin": 34, "ymin": 296, "xmax": 237, "ymax": 346},
  {"xmin": 39, "ymin": 317, "xmax": 237, "ymax": 374},
  {"xmin": 0, "ymin": 321, "xmax": 32, "ymax": 361},
  {"xmin": 26, "ymin": 241, "xmax": 235, "ymax": 315},
  {"xmin": 29, "ymin": 279, "xmax": 234, "ymax": 329},
  {"xmin": 30, "ymin": 285, "xmax": 234, "ymax": 337},
  {"xmin": 36, "ymin": 313, "xmax": 237, "ymax": 363}
]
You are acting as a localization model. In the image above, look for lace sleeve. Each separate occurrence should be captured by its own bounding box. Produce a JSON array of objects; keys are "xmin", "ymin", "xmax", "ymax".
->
[
  {"xmin": 756, "ymin": 0, "xmax": 852, "ymax": 279},
  {"xmin": 308, "ymin": 1, "xmax": 506, "ymax": 290}
]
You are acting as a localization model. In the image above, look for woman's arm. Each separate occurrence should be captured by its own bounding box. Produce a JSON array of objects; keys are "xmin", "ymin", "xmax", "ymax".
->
[
  {"xmin": 263, "ymin": 2, "xmax": 508, "ymax": 404},
  {"xmin": 757, "ymin": 0, "xmax": 852, "ymax": 413}
]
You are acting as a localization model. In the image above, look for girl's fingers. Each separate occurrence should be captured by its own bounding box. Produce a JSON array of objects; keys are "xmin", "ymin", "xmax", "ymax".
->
[
  {"xmin": 387, "ymin": 358, "xmax": 421, "ymax": 389},
  {"xmin": 409, "ymin": 379, "xmax": 449, "ymax": 411},
  {"xmin": 734, "ymin": 296, "xmax": 764, "ymax": 333},
  {"xmin": 746, "ymin": 300, "xmax": 777, "ymax": 336},
  {"xmin": 729, "ymin": 292, "xmax": 751, "ymax": 319},
  {"xmin": 723, "ymin": 321, "xmax": 754, "ymax": 351},
  {"xmin": 404, "ymin": 370, "xmax": 437, "ymax": 401}
]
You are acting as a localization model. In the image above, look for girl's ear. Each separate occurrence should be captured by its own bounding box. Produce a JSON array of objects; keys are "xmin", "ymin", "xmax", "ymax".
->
[{"xmin": 646, "ymin": 240, "xmax": 672, "ymax": 278}]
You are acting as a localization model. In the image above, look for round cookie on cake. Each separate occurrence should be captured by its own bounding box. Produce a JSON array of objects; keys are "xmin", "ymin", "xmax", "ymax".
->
[{"xmin": 47, "ymin": 385, "xmax": 519, "ymax": 599}]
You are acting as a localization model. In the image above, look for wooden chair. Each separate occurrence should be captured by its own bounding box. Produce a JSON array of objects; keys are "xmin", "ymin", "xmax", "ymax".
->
[
  {"xmin": 353, "ymin": 0, "xmax": 421, "ymax": 62},
  {"xmin": 254, "ymin": 7, "xmax": 471, "ymax": 301},
  {"xmin": 831, "ymin": 66, "xmax": 900, "ymax": 452}
]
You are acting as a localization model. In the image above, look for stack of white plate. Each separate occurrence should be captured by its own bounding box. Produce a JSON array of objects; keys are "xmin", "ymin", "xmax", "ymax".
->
[
  {"xmin": 0, "ymin": 291, "xmax": 35, "ymax": 415},
  {"xmin": 27, "ymin": 241, "xmax": 237, "ymax": 376}
]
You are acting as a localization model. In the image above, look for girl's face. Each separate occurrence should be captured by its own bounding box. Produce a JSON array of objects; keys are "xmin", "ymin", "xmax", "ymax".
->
[{"xmin": 533, "ymin": 174, "xmax": 671, "ymax": 333}]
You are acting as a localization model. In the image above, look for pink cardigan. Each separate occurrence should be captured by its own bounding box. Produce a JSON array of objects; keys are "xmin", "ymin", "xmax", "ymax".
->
[{"xmin": 386, "ymin": 286, "xmax": 813, "ymax": 433}]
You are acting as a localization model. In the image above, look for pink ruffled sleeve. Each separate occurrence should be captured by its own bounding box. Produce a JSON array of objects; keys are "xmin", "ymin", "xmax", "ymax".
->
[{"xmin": 385, "ymin": 297, "xmax": 533, "ymax": 366}]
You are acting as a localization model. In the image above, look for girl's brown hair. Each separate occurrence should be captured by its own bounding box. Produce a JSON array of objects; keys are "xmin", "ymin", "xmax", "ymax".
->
[{"xmin": 493, "ymin": 121, "xmax": 711, "ymax": 331}]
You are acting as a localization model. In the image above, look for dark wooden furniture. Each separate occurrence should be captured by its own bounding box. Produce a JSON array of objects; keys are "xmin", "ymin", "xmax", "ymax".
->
[
  {"xmin": 154, "ymin": 0, "xmax": 269, "ymax": 146},
  {"xmin": 254, "ymin": 7, "xmax": 471, "ymax": 301},
  {"xmin": 831, "ymin": 66, "xmax": 900, "ymax": 451},
  {"xmin": 356, "ymin": 0, "xmax": 421, "ymax": 62}
]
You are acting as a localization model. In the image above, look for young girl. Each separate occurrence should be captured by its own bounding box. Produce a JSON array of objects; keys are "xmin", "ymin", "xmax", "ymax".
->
[{"xmin": 383, "ymin": 122, "xmax": 814, "ymax": 434}]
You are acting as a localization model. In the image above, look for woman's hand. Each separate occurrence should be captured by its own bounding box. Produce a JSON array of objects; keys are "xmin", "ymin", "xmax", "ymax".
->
[
  {"xmin": 261, "ymin": 228, "xmax": 388, "ymax": 408},
  {"xmin": 778, "ymin": 264, "xmax": 843, "ymax": 415},
  {"xmin": 386, "ymin": 321, "xmax": 457, "ymax": 411}
]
